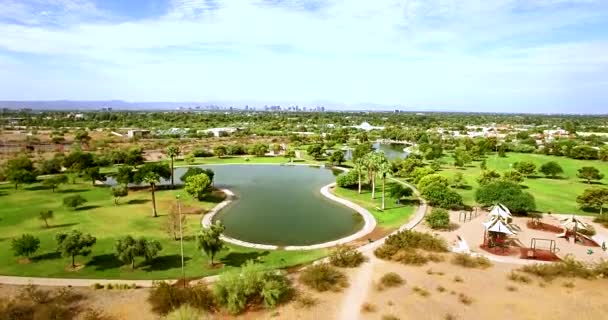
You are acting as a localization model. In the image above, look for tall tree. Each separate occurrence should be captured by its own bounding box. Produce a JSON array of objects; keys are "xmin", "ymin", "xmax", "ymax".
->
[
  {"xmin": 5, "ymin": 156, "xmax": 37, "ymax": 189},
  {"xmin": 42, "ymin": 175, "xmax": 68, "ymax": 192},
  {"xmin": 166, "ymin": 145, "xmax": 180, "ymax": 188},
  {"xmin": 55, "ymin": 230, "xmax": 97, "ymax": 268},
  {"xmin": 197, "ymin": 221, "xmax": 225, "ymax": 265},
  {"xmin": 513, "ymin": 161, "xmax": 536, "ymax": 178},
  {"xmin": 83, "ymin": 166, "xmax": 104, "ymax": 186},
  {"xmin": 539, "ymin": 161, "xmax": 564, "ymax": 178},
  {"xmin": 115, "ymin": 235, "xmax": 162, "ymax": 270},
  {"xmin": 354, "ymin": 157, "xmax": 366, "ymax": 194},
  {"xmin": 134, "ymin": 163, "xmax": 171, "ymax": 217},
  {"xmin": 184, "ymin": 173, "xmax": 212, "ymax": 201},
  {"xmin": 376, "ymin": 153, "xmax": 391, "ymax": 209},
  {"xmin": 576, "ymin": 188, "xmax": 608, "ymax": 215},
  {"xmin": 285, "ymin": 150, "xmax": 296, "ymax": 163},
  {"xmin": 577, "ymin": 166, "xmax": 605, "ymax": 184}
]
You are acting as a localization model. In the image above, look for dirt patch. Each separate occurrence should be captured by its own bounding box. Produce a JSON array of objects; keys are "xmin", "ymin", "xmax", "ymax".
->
[
  {"xmin": 64, "ymin": 263, "xmax": 85, "ymax": 272},
  {"xmin": 17, "ymin": 258, "xmax": 32, "ymax": 264},
  {"xmin": 348, "ymin": 227, "xmax": 392, "ymax": 247}
]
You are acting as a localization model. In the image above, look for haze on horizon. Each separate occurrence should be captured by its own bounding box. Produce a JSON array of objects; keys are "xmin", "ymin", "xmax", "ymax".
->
[{"xmin": 1, "ymin": 0, "xmax": 608, "ymax": 114}]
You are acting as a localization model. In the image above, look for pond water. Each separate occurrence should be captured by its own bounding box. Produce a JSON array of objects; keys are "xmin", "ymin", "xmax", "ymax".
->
[
  {"xmin": 343, "ymin": 142, "xmax": 410, "ymax": 160},
  {"xmin": 107, "ymin": 165, "xmax": 363, "ymax": 246}
]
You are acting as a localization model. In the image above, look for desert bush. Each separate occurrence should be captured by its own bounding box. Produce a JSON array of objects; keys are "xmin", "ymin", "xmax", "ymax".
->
[
  {"xmin": 390, "ymin": 249, "xmax": 429, "ymax": 265},
  {"xmin": 0, "ymin": 285, "xmax": 83, "ymax": 320},
  {"xmin": 299, "ymin": 263, "xmax": 348, "ymax": 292},
  {"xmin": 361, "ymin": 302, "xmax": 377, "ymax": 313},
  {"xmin": 382, "ymin": 315, "xmax": 400, "ymax": 320},
  {"xmin": 507, "ymin": 271, "xmax": 532, "ymax": 284},
  {"xmin": 436, "ymin": 285, "xmax": 446, "ymax": 292},
  {"xmin": 458, "ymin": 293, "xmax": 473, "ymax": 305},
  {"xmin": 329, "ymin": 245, "xmax": 365, "ymax": 268},
  {"xmin": 213, "ymin": 261, "xmax": 292, "ymax": 314},
  {"xmin": 164, "ymin": 304, "xmax": 205, "ymax": 320},
  {"xmin": 148, "ymin": 281, "xmax": 215, "ymax": 315},
  {"xmin": 425, "ymin": 208, "xmax": 450, "ymax": 229},
  {"xmin": 451, "ymin": 253, "xmax": 492, "ymax": 269},
  {"xmin": 81, "ymin": 308, "xmax": 112, "ymax": 320},
  {"xmin": 412, "ymin": 286, "xmax": 430, "ymax": 297},
  {"xmin": 453, "ymin": 276, "xmax": 464, "ymax": 283},
  {"xmin": 379, "ymin": 272, "xmax": 404, "ymax": 289},
  {"xmin": 519, "ymin": 256, "xmax": 596, "ymax": 281},
  {"xmin": 374, "ymin": 230, "xmax": 448, "ymax": 261},
  {"xmin": 506, "ymin": 285, "xmax": 518, "ymax": 292},
  {"xmin": 294, "ymin": 294, "xmax": 318, "ymax": 309},
  {"xmin": 91, "ymin": 283, "xmax": 104, "ymax": 290}
]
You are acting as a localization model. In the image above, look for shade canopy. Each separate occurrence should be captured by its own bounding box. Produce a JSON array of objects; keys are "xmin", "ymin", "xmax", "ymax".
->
[
  {"xmin": 560, "ymin": 215, "xmax": 589, "ymax": 231},
  {"xmin": 489, "ymin": 204, "xmax": 512, "ymax": 220},
  {"xmin": 483, "ymin": 216, "xmax": 517, "ymax": 235}
]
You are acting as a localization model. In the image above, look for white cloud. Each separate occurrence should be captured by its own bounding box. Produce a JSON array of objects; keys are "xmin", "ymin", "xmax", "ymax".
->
[{"xmin": 0, "ymin": 0, "xmax": 607, "ymax": 111}]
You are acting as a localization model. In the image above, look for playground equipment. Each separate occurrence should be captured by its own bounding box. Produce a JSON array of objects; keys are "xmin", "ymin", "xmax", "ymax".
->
[
  {"xmin": 529, "ymin": 238, "xmax": 558, "ymax": 258},
  {"xmin": 557, "ymin": 215, "xmax": 590, "ymax": 244}
]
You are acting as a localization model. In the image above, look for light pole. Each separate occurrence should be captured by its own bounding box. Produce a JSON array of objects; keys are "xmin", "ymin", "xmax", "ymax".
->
[{"xmin": 176, "ymin": 194, "xmax": 185, "ymax": 287}]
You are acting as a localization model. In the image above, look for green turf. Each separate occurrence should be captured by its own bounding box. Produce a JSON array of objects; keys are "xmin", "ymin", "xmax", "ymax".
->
[
  {"xmin": 0, "ymin": 181, "xmax": 325, "ymax": 280},
  {"xmin": 332, "ymin": 182, "xmax": 415, "ymax": 229},
  {"xmin": 435, "ymin": 152, "xmax": 608, "ymax": 215}
]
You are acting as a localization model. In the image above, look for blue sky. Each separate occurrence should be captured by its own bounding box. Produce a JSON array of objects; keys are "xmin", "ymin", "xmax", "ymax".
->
[{"xmin": 1, "ymin": 0, "xmax": 608, "ymax": 113}]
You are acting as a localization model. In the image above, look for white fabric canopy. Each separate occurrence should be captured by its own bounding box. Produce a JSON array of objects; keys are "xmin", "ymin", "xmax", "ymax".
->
[
  {"xmin": 560, "ymin": 215, "xmax": 589, "ymax": 231},
  {"xmin": 486, "ymin": 219, "xmax": 516, "ymax": 235},
  {"xmin": 489, "ymin": 204, "xmax": 512, "ymax": 219}
]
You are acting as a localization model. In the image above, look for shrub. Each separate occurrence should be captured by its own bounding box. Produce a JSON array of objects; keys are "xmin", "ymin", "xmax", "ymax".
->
[
  {"xmin": 382, "ymin": 315, "xmax": 400, "ymax": 320},
  {"xmin": 299, "ymin": 264, "xmax": 348, "ymax": 292},
  {"xmin": 453, "ymin": 276, "xmax": 463, "ymax": 283},
  {"xmin": 379, "ymin": 272, "xmax": 404, "ymax": 289},
  {"xmin": 329, "ymin": 245, "xmax": 365, "ymax": 268},
  {"xmin": 507, "ymin": 271, "xmax": 532, "ymax": 284},
  {"xmin": 420, "ymin": 182, "xmax": 463, "ymax": 209},
  {"xmin": 518, "ymin": 256, "xmax": 596, "ymax": 281},
  {"xmin": 63, "ymin": 194, "xmax": 87, "ymax": 209},
  {"xmin": 412, "ymin": 286, "xmax": 430, "ymax": 297},
  {"xmin": 451, "ymin": 253, "xmax": 492, "ymax": 269},
  {"xmin": 361, "ymin": 302, "xmax": 377, "ymax": 313},
  {"xmin": 436, "ymin": 285, "xmax": 446, "ymax": 292},
  {"xmin": 148, "ymin": 281, "xmax": 215, "ymax": 315},
  {"xmin": 213, "ymin": 262, "xmax": 292, "ymax": 314},
  {"xmin": 336, "ymin": 170, "xmax": 359, "ymax": 188},
  {"xmin": 295, "ymin": 294, "xmax": 318, "ymax": 309},
  {"xmin": 390, "ymin": 250, "xmax": 429, "ymax": 265},
  {"xmin": 374, "ymin": 230, "xmax": 448, "ymax": 261},
  {"xmin": 425, "ymin": 208, "xmax": 450, "ymax": 229},
  {"xmin": 91, "ymin": 283, "xmax": 104, "ymax": 290},
  {"xmin": 164, "ymin": 304, "xmax": 205, "ymax": 320},
  {"xmin": 458, "ymin": 293, "xmax": 473, "ymax": 305}
]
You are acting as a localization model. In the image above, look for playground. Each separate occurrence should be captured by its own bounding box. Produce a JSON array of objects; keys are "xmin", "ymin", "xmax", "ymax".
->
[{"xmin": 420, "ymin": 205, "xmax": 607, "ymax": 263}]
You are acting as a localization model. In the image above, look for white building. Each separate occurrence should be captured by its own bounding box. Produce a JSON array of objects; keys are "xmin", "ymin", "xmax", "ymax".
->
[{"xmin": 351, "ymin": 122, "xmax": 385, "ymax": 131}]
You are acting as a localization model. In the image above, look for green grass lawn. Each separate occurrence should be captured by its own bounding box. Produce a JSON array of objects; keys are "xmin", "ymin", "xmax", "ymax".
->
[
  {"xmin": 0, "ymin": 181, "xmax": 326, "ymax": 280},
  {"xmin": 436, "ymin": 152, "xmax": 608, "ymax": 215},
  {"xmin": 332, "ymin": 182, "xmax": 415, "ymax": 229}
]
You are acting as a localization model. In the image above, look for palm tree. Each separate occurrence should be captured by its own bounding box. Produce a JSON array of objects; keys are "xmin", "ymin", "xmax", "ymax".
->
[
  {"xmin": 364, "ymin": 153, "xmax": 380, "ymax": 199},
  {"xmin": 376, "ymin": 153, "xmax": 390, "ymax": 210},
  {"xmin": 354, "ymin": 158, "xmax": 365, "ymax": 194},
  {"xmin": 166, "ymin": 146, "xmax": 180, "ymax": 188},
  {"xmin": 143, "ymin": 172, "xmax": 161, "ymax": 217}
]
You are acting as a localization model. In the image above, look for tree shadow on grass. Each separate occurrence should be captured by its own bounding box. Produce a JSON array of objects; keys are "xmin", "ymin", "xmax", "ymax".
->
[
  {"xmin": 25, "ymin": 185, "xmax": 51, "ymax": 191},
  {"xmin": 87, "ymin": 254, "xmax": 124, "ymax": 271},
  {"xmin": 220, "ymin": 251, "xmax": 270, "ymax": 267},
  {"xmin": 143, "ymin": 255, "xmax": 192, "ymax": 271},
  {"xmin": 200, "ymin": 192, "xmax": 225, "ymax": 204},
  {"xmin": 32, "ymin": 251, "xmax": 61, "ymax": 262},
  {"xmin": 75, "ymin": 205, "xmax": 101, "ymax": 211},
  {"xmin": 45, "ymin": 222, "xmax": 79, "ymax": 229},
  {"xmin": 583, "ymin": 181, "xmax": 605, "ymax": 186},
  {"xmin": 396, "ymin": 199, "xmax": 421, "ymax": 206},
  {"xmin": 127, "ymin": 199, "xmax": 150, "ymax": 205},
  {"xmin": 57, "ymin": 188, "xmax": 88, "ymax": 194}
]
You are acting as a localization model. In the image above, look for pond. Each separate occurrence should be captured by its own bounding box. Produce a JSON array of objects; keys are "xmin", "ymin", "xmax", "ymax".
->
[
  {"xmin": 108, "ymin": 165, "xmax": 363, "ymax": 246},
  {"xmin": 343, "ymin": 142, "xmax": 410, "ymax": 160}
]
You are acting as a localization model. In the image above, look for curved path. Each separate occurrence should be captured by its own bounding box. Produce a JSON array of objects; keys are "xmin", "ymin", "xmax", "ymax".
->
[{"xmin": 201, "ymin": 183, "xmax": 377, "ymax": 251}]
